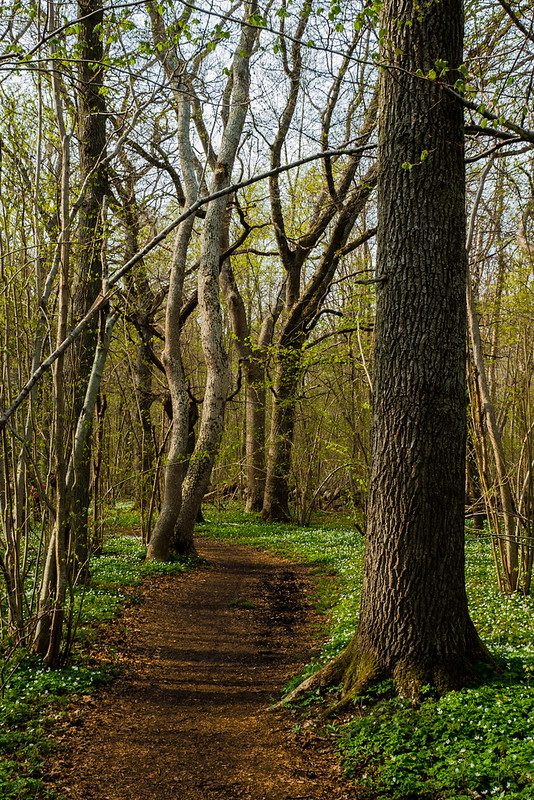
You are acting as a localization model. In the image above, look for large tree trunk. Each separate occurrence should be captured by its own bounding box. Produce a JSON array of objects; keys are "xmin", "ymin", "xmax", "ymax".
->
[
  {"xmin": 285, "ymin": 0, "xmax": 491, "ymax": 707},
  {"xmin": 342, "ymin": 0, "xmax": 490, "ymax": 698}
]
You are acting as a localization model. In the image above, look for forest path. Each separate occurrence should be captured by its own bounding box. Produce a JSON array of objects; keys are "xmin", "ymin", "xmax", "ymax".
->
[{"xmin": 48, "ymin": 537, "xmax": 359, "ymax": 800}]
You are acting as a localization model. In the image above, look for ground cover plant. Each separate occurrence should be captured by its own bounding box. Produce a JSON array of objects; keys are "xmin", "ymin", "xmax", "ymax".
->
[
  {"xmin": 2, "ymin": 504, "xmax": 533, "ymax": 799},
  {"xmin": 0, "ymin": 506, "xmax": 190, "ymax": 800},
  {"xmin": 201, "ymin": 507, "xmax": 534, "ymax": 800}
]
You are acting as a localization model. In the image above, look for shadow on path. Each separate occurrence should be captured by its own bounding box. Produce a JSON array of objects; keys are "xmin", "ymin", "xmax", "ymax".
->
[{"xmin": 47, "ymin": 538, "xmax": 359, "ymax": 800}]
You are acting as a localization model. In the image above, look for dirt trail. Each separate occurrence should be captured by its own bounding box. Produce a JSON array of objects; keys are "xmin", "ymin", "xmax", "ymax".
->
[{"xmin": 48, "ymin": 538, "xmax": 358, "ymax": 800}]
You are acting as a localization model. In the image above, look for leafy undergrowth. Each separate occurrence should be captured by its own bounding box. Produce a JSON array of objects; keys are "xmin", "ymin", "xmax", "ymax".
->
[
  {"xmin": 338, "ymin": 680, "xmax": 534, "ymax": 799},
  {"xmin": 3, "ymin": 504, "xmax": 534, "ymax": 800},
  {"xmin": 0, "ymin": 512, "xmax": 192, "ymax": 800},
  {"xmin": 201, "ymin": 507, "xmax": 534, "ymax": 800}
]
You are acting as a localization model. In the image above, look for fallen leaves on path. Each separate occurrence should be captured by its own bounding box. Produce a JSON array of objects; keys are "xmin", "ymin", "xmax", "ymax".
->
[{"xmin": 46, "ymin": 538, "xmax": 359, "ymax": 800}]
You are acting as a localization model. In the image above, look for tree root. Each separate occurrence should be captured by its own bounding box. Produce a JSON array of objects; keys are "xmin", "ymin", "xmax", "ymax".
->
[
  {"xmin": 273, "ymin": 645, "xmax": 383, "ymax": 714},
  {"xmin": 272, "ymin": 648, "xmax": 350, "ymax": 709},
  {"xmin": 273, "ymin": 638, "xmax": 497, "ymax": 715}
]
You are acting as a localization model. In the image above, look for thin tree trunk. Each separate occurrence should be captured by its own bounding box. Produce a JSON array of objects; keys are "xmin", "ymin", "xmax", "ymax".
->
[
  {"xmin": 34, "ymin": 53, "xmax": 70, "ymax": 659},
  {"xmin": 69, "ymin": 0, "xmax": 107, "ymax": 575},
  {"xmin": 465, "ymin": 160, "xmax": 519, "ymax": 592},
  {"xmin": 220, "ymin": 250, "xmax": 283, "ymax": 513},
  {"xmin": 113, "ymin": 165, "xmax": 158, "ymax": 533},
  {"xmin": 467, "ymin": 274, "xmax": 519, "ymax": 589}
]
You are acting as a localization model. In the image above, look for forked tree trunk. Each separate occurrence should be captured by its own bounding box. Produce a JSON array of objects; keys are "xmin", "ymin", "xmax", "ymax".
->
[
  {"xmin": 246, "ymin": 299, "xmax": 285, "ymax": 511},
  {"xmin": 220, "ymin": 259, "xmax": 265, "ymax": 513},
  {"xmin": 285, "ymin": 0, "xmax": 491, "ymax": 706},
  {"xmin": 262, "ymin": 339, "xmax": 303, "ymax": 521},
  {"xmin": 145, "ymin": 213, "xmax": 193, "ymax": 561},
  {"xmin": 173, "ymin": 6, "xmax": 259, "ymax": 553},
  {"xmin": 144, "ymin": 4, "xmax": 199, "ymax": 562},
  {"xmin": 262, "ymin": 171, "xmax": 376, "ymax": 522}
]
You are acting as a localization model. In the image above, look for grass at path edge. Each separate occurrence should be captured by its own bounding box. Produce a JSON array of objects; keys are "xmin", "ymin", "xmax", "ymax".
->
[
  {"xmin": 2, "ymin": 504, "xmax": 534, "ymax": 800},
  {"xmin": 200, "ymin": 508, "xmax": 534, "ymax": 800}
]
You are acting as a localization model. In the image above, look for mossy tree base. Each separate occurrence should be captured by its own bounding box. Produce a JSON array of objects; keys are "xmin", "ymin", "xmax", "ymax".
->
[
  {"xmin": 274, "ymin": 0, "xmax": 497, "ymax": 723},
  {"xmin": 280, "ymin": 635, "xmax": 496, "ymax": 714}
]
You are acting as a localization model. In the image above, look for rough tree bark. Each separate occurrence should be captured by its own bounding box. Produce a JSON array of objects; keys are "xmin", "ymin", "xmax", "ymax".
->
[
  {"xmin": 284, "ymin": 0, "xmax": 492, "ymax": 705},
  {"xmin": 69, "ymin": 0, "xmax": 107, "ymax": 575}
]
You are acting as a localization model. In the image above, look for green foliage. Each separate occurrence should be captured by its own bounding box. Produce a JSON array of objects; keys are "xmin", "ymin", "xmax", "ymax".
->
[
  {"xmin": 98, "ymin": 501, "xmax": 143, "ymax": 534},
  {"xmin": 0, "ymin": 523, "xmax": 192, "ymax": 799},
  {"xmin": 203, "ymin": 509, "xmax": 534, "ymax": 800},
  {"xmin": 4, "ymin": 509, "xmax": 534, "ymax": 800},
  {"xmin": 90, "ymin": 534, "xmax": 190, "ymax": 591},
  {"xmin": 0, "ymin": 658, "xmax": 113, "ymax": 800},
  {"xmin": 340, "ymin": 682, "xmax": 534, "ymax": 799}
]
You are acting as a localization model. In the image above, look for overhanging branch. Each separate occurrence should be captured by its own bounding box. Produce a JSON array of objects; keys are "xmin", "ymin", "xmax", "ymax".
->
[{"xmin": 0, "ymin": 143, "xmax": 376, "ymax": 429}]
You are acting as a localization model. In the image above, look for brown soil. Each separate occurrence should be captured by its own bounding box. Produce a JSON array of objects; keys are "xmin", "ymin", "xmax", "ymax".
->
[{"xmin": 47, "ymin": 537, "xmax": 359, "ymax": 800}]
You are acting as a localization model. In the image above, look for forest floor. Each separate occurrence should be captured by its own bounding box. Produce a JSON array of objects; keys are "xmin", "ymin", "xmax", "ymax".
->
[{"xmin": 45, "ymin": 536, "xmax": 360, "ymax": 800}]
